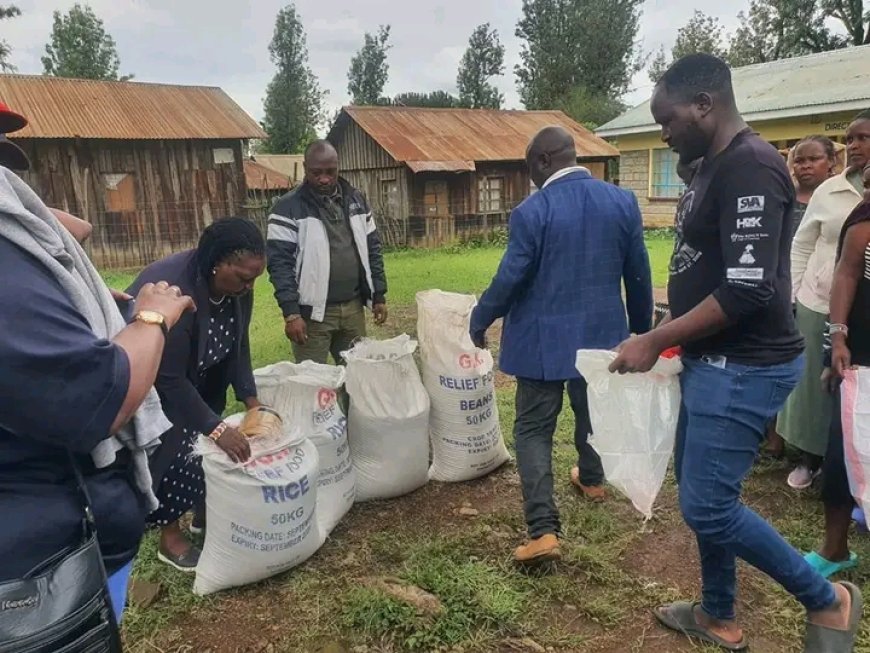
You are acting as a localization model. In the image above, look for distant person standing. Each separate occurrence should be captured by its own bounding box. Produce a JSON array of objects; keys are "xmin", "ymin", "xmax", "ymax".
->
[
  {"xmin": 470, "ymin": 126, "xmax": 653, "ymax": 565},
  {"xmin": 610, "ymin": 54, "xmax": 861, "ymax": 651},
  {"xmin": 267, "ymin": 140, "xmax": 388, "ymax": 364},
  {"xmin": 778, "ymin": 118, "xmax": 870, "ymax": 487}
]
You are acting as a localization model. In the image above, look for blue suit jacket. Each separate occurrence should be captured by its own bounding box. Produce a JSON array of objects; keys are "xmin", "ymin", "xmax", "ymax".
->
[{"xmin": 470, "ymin": 169, "xmax": 653, "ymax": 381}]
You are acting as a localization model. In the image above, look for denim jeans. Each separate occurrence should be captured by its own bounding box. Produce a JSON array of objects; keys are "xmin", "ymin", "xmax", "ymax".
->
[
  {"xmin": 514, "ymin": 377, "xmax": 604, "ymax": 538},
  {"xmin": 676, "ymin": 355, "xmax": 835, "ymax": 620}
]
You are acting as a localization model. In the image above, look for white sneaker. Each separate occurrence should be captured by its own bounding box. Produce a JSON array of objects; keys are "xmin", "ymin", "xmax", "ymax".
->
[{"xmin": 787, "ymin": 465, "xmax": 821, "ymax": 490}]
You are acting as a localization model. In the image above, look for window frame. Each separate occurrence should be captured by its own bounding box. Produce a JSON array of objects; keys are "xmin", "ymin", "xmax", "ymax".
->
[
  {"xmin": 648, "ymin": 148, "xmax": 683, "ymax": 200},
  {"xmin": 477, "ymin": 175, "xmax": 505, "ymax": 213}
]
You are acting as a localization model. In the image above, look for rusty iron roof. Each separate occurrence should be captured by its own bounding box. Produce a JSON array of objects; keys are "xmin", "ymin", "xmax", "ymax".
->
[
  {"xmin": 244, "ymin": 159, "xmax": 291, "ymax": 191},
  {"xmin": 0, "ymin": 74, "xmax": 267, "ymax": 140},
  {"xmin": 329, "ymin": 106, "xmax": 619, "ymax": 170}
]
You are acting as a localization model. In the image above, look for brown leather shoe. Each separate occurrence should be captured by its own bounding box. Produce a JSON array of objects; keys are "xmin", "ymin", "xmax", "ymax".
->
[
  {"xmin": 571, "ymin": 466, "xmax": 606, "ymax": 502},
  {"xmin": 513, "ymin": 533, "xmax": 561, "ymax": 565}
]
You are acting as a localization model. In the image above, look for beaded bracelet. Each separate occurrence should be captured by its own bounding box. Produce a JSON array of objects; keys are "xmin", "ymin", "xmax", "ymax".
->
[{"xmin": 208, "ymin": 421, "xmax": 228, "ymax": 442}]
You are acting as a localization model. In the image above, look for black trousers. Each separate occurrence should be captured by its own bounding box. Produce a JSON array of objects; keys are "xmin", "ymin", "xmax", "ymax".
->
[
  {"xmin": 514, "ymin": 377, "xmax": 604, "ymax": 538},
  {"xmin": 821, "ymin": 388, "xmax": 853, "ymax": 507}
]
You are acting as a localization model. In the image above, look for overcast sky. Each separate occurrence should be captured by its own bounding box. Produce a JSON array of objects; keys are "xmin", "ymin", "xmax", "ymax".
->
[{"xmin": 7, "ymin": 0, "xmax": 748, "ymax": 126}]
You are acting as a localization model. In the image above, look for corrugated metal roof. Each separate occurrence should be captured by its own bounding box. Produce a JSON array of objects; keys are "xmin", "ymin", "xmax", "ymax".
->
[
  {"xmin": 330, "ymin": 106, "xmax": 618, "ymax": 169},
  {"xmin": 0, "ymin": 74, "xmax": 266, "ymax": 140},
  {"xmin": 253, "ymin": 154, "xmax": 304, "ymax": 182},
  {"xmin": 597, "ymin": 45, "xmax": 870, "ymax": 137},
  {"xmin": 407, "ymin": 160, "xmax": 476, "ymax": 172},
  {"xmin": 244, "ymin": 159, "xmax": 291, "ymax": 191}
]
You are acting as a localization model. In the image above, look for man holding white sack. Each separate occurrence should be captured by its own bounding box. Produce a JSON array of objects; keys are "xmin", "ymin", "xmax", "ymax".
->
[
  {"xmin": 610, "ymin": 54, "xmax": 862, "ymax": 652},
  {"xmin": 470, "ymin": 126, "xmax": 653, "ymax": 565}
]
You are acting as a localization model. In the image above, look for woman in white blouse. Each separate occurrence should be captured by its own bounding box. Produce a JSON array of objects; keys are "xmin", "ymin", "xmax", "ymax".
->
[{"xmin": 780, "ymin": 111, "xmax": 870, "ymax": 489}]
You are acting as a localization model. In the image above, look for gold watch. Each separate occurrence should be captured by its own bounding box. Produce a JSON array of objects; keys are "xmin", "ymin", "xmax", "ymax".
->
[{"xmin": 134, "ymin": 310, "xmax": 169, "ymax": 337}]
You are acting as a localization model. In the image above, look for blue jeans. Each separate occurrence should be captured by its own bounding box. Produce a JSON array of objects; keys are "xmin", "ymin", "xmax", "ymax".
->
[{"xmin": 676, "ymin": 355, "xmax": 835, "ymax": 620}]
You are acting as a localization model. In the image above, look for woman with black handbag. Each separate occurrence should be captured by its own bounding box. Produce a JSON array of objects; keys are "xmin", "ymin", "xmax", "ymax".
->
[{"xmin": 0, "ymin": 103, "xmax": 194, "ymax": 652}]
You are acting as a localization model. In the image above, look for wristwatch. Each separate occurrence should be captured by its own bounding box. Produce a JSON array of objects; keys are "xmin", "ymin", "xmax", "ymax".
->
[{"xmin": 134, "ymin": 310, "xmax": 169, "ymax": 337}]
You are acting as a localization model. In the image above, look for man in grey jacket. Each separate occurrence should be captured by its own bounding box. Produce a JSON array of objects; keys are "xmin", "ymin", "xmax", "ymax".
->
[{"xmin": 267, "ymin": 140, "xmax": 387, "ymax": 364}]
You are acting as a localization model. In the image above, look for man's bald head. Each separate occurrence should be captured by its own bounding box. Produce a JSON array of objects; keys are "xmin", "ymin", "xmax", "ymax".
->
[
  {"xmin": 304, "ymin": 139, "xmax": 340, "ymax": 194},
  {"xmin": 526, "ymin": 126, "xmax": 578, "ymax": 188}
]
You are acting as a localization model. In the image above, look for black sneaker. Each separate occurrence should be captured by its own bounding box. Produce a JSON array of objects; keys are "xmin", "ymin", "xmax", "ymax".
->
[{"xmin": 157, "ymin": 546, "xmax": 201, "ymax": 573}]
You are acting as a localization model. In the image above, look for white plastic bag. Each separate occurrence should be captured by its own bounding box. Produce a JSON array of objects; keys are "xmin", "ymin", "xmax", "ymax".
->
[
  {"xmin": 416, "ymin": 290, "xmax": 510, "ymax": 482},
  {"xmin": 575, "ymin": 349, "xmax": 683, "ymax": 520},
  {"xmin": 343, "ymin": 335, "xmax": 430, "ymax": 501},
  {"xmin": 254, "ymin": 362, "xmax": 355, "ymax": 538},
  {"xmin": 193, "ymin": 422, "xmax": 322, "ymax": 595},
  {"xmin": 840, "ymin": 368, "xmax": 870, "ymax": 513}
]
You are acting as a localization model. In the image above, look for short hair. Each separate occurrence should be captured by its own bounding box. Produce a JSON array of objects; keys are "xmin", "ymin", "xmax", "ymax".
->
[
  {"xmin": 304, "ymin": 139, "xmax": 337, "ymax": 160},
  {"xmin": 658, "ymin": 53, "xmax": 734, "ymax": 103},
  {"xmin": 794, "ymin": 135, "xmax": 836, "ymax": 160},
  {"xmin": 854, "ymin": 109, "xmax": 870, "ymax": 122},
  {"xmin": 196, "ymin": 217, "xmax": 265, "ymax": 278}
]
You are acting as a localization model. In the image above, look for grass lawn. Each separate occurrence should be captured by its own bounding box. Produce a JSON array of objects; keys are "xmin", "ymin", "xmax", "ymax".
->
[{"xmin": 115, "ymin": 233, "xmax": 870, "ymax": 653}]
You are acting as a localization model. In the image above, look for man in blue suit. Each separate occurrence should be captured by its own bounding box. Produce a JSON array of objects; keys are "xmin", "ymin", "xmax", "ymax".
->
[{"xmin": 470, "ymin": 126, "xmax": 653, "ymax": 564}]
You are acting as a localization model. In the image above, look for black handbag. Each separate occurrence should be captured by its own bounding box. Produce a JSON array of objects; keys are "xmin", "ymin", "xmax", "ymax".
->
[{"xmin": 0, "ymin": 453, "xmax": 124, "ymax": 652}]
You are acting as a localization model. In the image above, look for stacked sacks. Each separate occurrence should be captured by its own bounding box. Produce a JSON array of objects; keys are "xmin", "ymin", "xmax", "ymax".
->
[
  {"xmin": 193, "ymin": 412, "xmax": 321, "ymax": 596},
  {"xmin": 416, "ymin": 290, "xmax": 510, "ymax": 482},
  {"xmin": 254, "ymin": 362, "xmax": 355, "ymax": 538},
  {"xmin": 343, "ymin": 335, "xmax": 430, "ymax": 501}
]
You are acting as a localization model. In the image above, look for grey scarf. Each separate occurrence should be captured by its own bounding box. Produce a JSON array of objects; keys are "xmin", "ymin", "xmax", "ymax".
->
[{"xmin": 0, "ymin": 167, "xmax": 168, "ymax": 511}]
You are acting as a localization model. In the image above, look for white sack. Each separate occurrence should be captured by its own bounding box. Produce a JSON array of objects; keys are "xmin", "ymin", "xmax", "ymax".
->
[
  {"xmin": 576, "ymin": 349, "xmax": 683, "ymax": 519},
  {"xmin": 416, "ymin": 290, "xmax": 510, "ymax": 482},
  {"xmin": 193, "ymin": 423, "xmax": 322, "ymax": 595},
  {"xmin": 254, "ymin": 362, "xmax": 355, "ymax": 537},
  {"xmin": 343, "ymin": 335, "xmax": 430, "ymax": 501},
  {"xmin": 840, "ymin": 368, "xmax": 870, "ymax": 514}
]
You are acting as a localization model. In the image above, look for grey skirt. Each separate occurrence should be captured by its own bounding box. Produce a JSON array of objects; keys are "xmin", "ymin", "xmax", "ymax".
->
[{"xmin": 779, "ymin": 302, "xmax": 833, "ymax": 457}]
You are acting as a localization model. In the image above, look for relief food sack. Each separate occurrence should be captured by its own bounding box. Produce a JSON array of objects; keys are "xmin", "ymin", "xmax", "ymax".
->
[
  {"xmin": 575, "ymin": 350, "xmax": 682, "ymax": 520},
  {"xmin": 343, "ymin": 335, "xmax": 430, "ymax": 501},
  {"xmin": 254, "ymin": 362, "xmax": 355, "ymax": 538},
  {"xmin": 416, "ymin": 290, "xmax": 510, "ymax": 482},
  {"xmin": 193, "ymin": 424, "xmax": 322, "ymax": 596},
  {"xmin": 840, "ymin": 367, "xmax": 870, "ymax": 515}
]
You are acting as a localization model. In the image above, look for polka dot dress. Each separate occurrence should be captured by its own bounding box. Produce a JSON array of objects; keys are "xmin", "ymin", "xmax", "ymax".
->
[{"xmin": 149, "ymin": 298, "xmax": 237, "ymax": 527}]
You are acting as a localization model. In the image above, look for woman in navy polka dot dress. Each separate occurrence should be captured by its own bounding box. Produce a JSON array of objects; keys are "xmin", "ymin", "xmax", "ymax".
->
[{"xmin": 127, "ymin": 218, "xmax": 266, "ymax": 571}]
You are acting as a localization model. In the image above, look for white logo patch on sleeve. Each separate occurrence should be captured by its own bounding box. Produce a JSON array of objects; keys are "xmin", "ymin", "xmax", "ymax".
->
[
  {"xmin": 737, "ymin": 196, "xmax": 765, "ymax": 213},
  {"xmin": 727, "ymin": 267, "xmax": 764, "ymax": 281}
]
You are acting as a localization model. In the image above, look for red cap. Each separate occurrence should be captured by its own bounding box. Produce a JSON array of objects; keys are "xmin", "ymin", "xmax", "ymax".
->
[{"xmin": 0, "ymin": 100, "xmax": 27, "ymax": 135}]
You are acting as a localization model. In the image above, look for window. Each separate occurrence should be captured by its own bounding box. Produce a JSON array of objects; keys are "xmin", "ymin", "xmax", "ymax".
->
[
  {"xmin": 379, "ymin": 179, "xmax": 399, "ymax": 217},
  {"xmin": 649, "ymin": 149, "xmax": 682, "ymax": 199},
  {"xmin": 103, "ymin": 173, "xmax": 136, "ymax": 212},
  {"xmin": 478, "ymin": 176, "xmax": 504, "ymax": 212}
]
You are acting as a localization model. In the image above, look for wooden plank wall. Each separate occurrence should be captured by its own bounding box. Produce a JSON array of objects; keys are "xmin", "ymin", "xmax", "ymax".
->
[{"xmin": 16, "ymin": 138, "xmax": 246, "ymax": 268}]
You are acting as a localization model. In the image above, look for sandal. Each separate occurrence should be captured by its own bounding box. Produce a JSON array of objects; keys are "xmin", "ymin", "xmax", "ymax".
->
[
  {"xmin": 804, "ymin": 581, "xmax": 863, "ymax": 653},
  {"xmin": 654, "ymin": 601, "xmax": 748, "ymax": 651},
  {"xmin": 157, "ymin": 545, "xmax": 201, "ymax": 573},
  {"xmin": 804, "ymin": 551, "xmax": 858, "ymax": 579}
]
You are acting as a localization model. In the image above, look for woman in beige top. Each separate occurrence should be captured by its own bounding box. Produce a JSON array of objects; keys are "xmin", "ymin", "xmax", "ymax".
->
[{"xmin": 779, "ymin": 111, "xmax": 870, "ymax": 489}]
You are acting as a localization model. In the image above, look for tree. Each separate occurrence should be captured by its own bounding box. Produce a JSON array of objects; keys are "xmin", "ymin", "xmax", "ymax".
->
[
  {"xmin": 727, "ymin": 0, "xmax": 851, "ymax": 66},
  {"xmin": 557, "ymin": 85, "xmax": 626, "ymax": 130},
  {"xmin": 42, "ymin": 4, "xmax": 129, "ymax": 80},
  {"xmin": 649, "ymin": 11, "xmax": 727, "ymax": 82},
  {"xmin": 515, "ymin": 0, "xmax": 645, "ymax": 122},
  {"xmin": 393, "ymin": 91, "xmax": 460, "ymax": 108},
  {"xmin": 347, "ymin": 25, "xmax": 391, "ymax": 105},
  {"xmin": 262, "ymin": 4, "xmax": 325, "ymax": 154},
  {"xmin": 457, "ymin": 23, "xmax": 505, "ymax": 109},
  {"xmin": 0, "ymin": 5, "xmax": 20, "ymax": 72},
  {"xmin": 820, "ymin": 0, "xmax": 869, "ymax": 45}
]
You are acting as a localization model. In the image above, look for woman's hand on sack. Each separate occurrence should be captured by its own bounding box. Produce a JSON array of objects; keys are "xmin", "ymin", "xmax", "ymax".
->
[
  {"xmin": 216, "ymin": 425, "xmax": 251, "ymax": 463},
  {"xmin": 135, "ymin": 281, "xmax": 196, "ymax": 330},
  {"xmin": 821, "ymin": 368, "xmax": 838, "ymax": 394},
  {"xmin": 832, "ymin": 340, "xmax": 853, "ymax": 381},
  {"xmin": 285, "ymin": 317, "xmax": 308, "ymax": 344},
  {"xmin": 609, "ymin": 333, "xmax": 664, "ymax": 374},
  {"xmin": 470, "ymin": 329, "xmax": 487, "ymax": 349}
]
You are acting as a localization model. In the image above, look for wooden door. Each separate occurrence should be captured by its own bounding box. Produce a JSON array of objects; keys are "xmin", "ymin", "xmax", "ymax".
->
[{"xmin": 424, "ymin": 180, "xmax": 449, "ymax": 217}]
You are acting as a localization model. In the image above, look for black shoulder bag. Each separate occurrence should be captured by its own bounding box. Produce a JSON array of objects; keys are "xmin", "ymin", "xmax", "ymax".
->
[{"xmin": 0, "ymin": 453, "xmax": 124, "ymax": 652}]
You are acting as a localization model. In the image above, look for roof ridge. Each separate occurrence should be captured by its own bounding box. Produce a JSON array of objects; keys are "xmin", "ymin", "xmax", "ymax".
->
[{"xmin": 0, "ymin": 73, "xmax": 224, "ymax": 92}]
